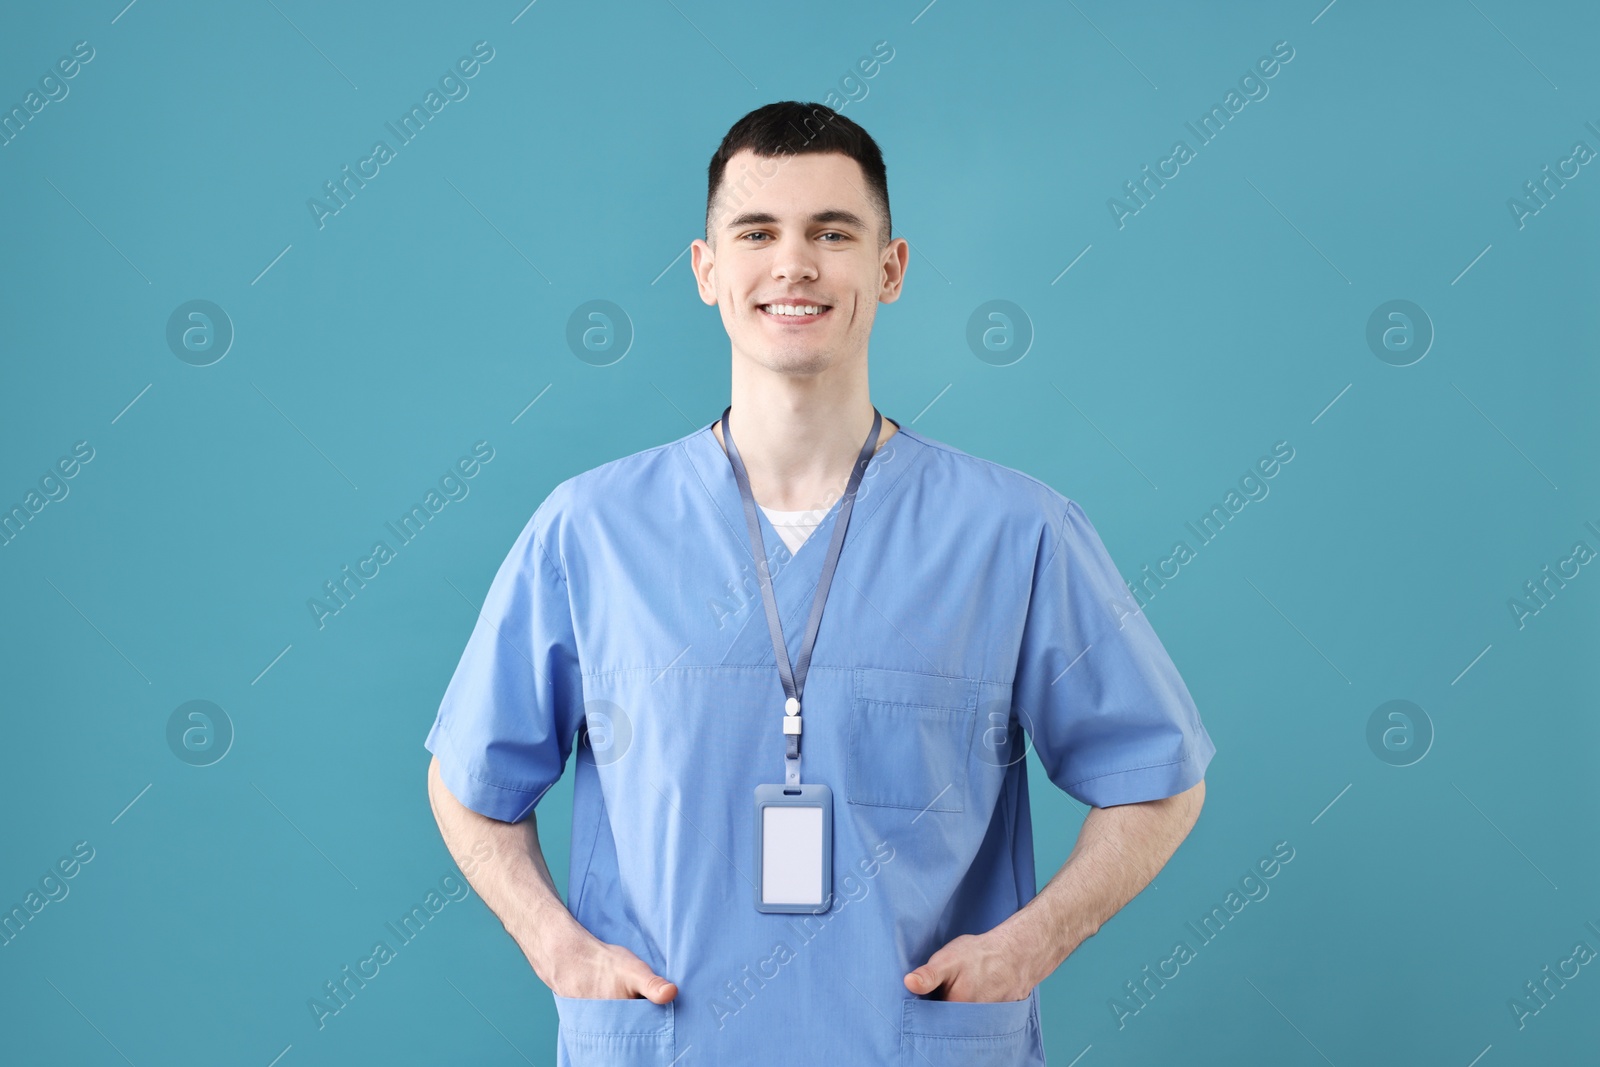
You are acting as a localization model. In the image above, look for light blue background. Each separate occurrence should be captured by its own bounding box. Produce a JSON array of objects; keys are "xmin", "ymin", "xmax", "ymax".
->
[{"xmin": 2, "ymin": 1, "xmax": 1596, "ymax": 1064}]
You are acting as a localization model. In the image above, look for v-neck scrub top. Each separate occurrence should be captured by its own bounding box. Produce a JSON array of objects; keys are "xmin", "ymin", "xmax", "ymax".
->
[{"xmin": 424, "ymin": 419, "xmax": 1216, "ymax": 1067}]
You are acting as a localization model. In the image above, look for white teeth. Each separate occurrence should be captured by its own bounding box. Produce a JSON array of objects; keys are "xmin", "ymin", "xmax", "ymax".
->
[{"xmin": 762, "ymin": 304, "xmax": 824, "ymax": 317}]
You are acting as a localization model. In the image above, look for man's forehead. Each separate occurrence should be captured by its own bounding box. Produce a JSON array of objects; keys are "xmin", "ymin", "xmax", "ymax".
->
[{"xmin": 718, "ymin": 149, "xmax": 869, "ymax": 210}]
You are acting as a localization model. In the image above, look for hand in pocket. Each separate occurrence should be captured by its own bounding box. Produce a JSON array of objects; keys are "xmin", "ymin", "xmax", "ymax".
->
[{"xmin": 546, "ymin": 930, "xmax": 677, "ymax": 1002}]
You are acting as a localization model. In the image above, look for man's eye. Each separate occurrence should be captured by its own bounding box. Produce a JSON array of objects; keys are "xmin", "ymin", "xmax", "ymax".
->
[
  {"xmin": 740, "ymin": 232, "xmax": 769, "ymax": 242},
  {"xmin": 819, "ymin": 232, "xmax": 847, "ymax": 242}
]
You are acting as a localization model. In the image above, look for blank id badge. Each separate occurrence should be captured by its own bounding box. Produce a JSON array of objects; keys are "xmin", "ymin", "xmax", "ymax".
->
[{"xmin": 753, "ymin": 784, "xmax": 833, "ymax": 913}]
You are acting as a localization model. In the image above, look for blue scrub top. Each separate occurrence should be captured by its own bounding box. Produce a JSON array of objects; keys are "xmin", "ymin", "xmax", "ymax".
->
[{"xmin": 425, "ymin": 419, "xmax": 1215, "ymax": 1067}]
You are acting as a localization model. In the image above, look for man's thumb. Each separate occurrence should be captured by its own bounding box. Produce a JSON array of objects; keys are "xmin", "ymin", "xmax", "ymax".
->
[
  {"xmin": 639, "ymin": 974, "xmax": 678, "ymax": 1004},
  {"xmin": 904, "ymin": 966, "xmax": 941, "ymax": 995}
]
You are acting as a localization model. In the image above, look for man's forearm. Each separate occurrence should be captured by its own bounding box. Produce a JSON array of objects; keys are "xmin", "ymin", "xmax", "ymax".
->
[
  {"xmin": 426, "ymin": 756, "xmax": 585, "ymax": 982},
  {"xmin": 996, "ymin": 778, "xmax": 1206, "ymax": 987}
]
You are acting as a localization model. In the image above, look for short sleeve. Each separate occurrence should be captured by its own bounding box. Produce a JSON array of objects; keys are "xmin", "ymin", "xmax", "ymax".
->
[
  {"xmin": 424, "ymin": 504, "xmax": 586, "ymax": 822},
  {"xmin": 1013, "ymin": 497, "xmax": 1215, "ymax": 808}
]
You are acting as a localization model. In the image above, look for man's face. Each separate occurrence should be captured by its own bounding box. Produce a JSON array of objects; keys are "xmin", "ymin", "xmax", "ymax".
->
[{"xmin": 692, "ymin": 149, "xmax": 908, "ymax": 378}]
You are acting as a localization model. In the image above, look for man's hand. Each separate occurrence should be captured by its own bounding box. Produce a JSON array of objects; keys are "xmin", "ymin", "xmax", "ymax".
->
[
  {"xmin": 543, "ymin": 926, "xmax": 678, "ymax": 1003},
  {"xmin": 426, "ymin": 757, "xmax": 679, "ymax": 1004},
  {"xmin": 906, "ymin": 780, "xmax": 1206, "ymax": 1004},
  {"xmin": 903, "ymin": 926, "xmax": 1041, "ymax": 1003}
]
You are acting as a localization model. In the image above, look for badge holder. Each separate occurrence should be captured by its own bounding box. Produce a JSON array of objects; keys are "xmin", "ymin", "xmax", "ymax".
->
[
  {"xmin": 721, "ymin": 404, "xmax": 879, "ymax": 916},
  {"xmin": 754, "ymin": 783, "xmax": 833, "ymax": 914}
]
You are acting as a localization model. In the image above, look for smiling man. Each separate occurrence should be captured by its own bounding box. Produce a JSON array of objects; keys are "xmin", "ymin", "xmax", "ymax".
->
[{"xmin": 424, "ymin": 101, "xmax": 1215, "ymax": 1066}]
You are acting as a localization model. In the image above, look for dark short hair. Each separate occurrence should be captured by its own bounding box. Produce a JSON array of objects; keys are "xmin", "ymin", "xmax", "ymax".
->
[{"xmin": 705, "ymin": 101, "xmax": 891, "ymax": 247}]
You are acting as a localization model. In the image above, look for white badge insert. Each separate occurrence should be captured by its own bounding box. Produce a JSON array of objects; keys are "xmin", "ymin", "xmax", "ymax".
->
[{"xmin": 754, "ymin": 783, "xmax": 833, "ymax": 913}]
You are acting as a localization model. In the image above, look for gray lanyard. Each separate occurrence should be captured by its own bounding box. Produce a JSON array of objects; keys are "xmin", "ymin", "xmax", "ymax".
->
[{"xmin": 719, "ymin": 404, "xmax": 883, "ymax": 786}]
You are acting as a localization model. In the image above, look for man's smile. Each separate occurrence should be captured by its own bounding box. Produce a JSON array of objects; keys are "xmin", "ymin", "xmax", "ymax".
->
[{"xmin": 758, "ymin": 302, "xmax": 833, "ymax": 324}]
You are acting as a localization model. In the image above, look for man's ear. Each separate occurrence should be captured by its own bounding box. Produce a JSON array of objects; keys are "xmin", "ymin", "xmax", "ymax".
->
[
  {"xmin": 690, "ymin": 238, "xmax": 718, "ymax": 306},
  {"xmin": 878, "ymin": 236, "xmax": 910, "ymax": 304}
]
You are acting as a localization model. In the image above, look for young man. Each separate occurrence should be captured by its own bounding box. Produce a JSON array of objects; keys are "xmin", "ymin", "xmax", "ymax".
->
[{"xmin": 425, "ymin": 101, "xmax": 1215, "ymax": 1065}]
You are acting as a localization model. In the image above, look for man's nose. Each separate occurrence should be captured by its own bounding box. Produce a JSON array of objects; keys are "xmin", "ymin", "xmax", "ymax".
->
[{"xmin": 770, "ymin": 238, "xmax": 819, "ymax": 282}]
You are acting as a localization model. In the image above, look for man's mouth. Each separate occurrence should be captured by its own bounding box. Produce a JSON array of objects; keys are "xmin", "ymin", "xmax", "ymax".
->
[{"xmin": 758, "ymin": 303, "xmax": 832, "ymax": 323}]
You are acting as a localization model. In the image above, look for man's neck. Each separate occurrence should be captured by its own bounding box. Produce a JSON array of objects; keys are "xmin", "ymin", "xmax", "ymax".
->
[{"xmin": 712, "ymin": 356, "xmax": 898, "ymax": 512}]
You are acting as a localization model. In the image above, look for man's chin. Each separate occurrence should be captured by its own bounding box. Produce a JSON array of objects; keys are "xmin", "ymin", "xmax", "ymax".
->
[{"xmin": 740, "ymin": 343, "xmax": 837, "ymax": 377}]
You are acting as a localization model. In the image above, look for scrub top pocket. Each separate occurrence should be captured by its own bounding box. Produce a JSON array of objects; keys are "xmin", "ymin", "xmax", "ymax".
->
[
  {"xmin": 552, "ymin": 994, "xmax": 675, "ymax": 1067},
  {"xmin": 848, "ymin": 668, "xmax": 978, "ymax": 812},
  {"xmin": 900, "ymin": 994, "xmax": 1037, "ymax": 1067}
]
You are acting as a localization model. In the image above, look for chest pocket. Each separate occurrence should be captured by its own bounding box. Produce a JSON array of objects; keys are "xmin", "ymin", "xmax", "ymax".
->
[{"xmin": 847, "ymin": 668, "xmax": 978, "ymax": 813}]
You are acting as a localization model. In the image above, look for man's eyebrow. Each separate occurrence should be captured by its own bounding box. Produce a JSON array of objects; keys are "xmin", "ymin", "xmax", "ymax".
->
[{"xmin": 722, "ymin": 209, "xmax": 869, "ymax": 231}]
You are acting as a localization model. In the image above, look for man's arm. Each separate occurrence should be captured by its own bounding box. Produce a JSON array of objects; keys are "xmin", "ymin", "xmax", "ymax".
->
[
  {"xmin": 426, "ymin": 755, "xmax": 678, "ymax": 1002},
  {"xmin": 905, "ymin": 778, "xmax": 1205, "ymax": 1001}
]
